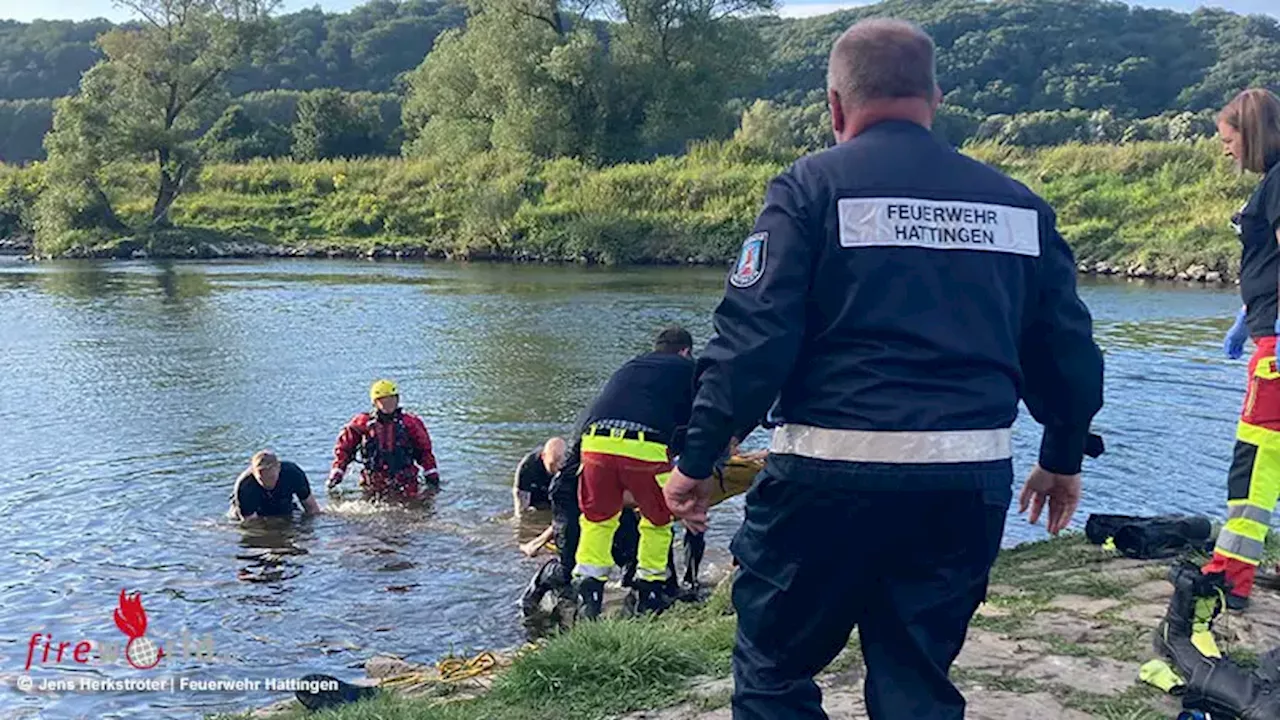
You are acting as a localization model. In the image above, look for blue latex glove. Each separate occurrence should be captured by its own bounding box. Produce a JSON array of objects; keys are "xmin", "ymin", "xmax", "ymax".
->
[{"xmin": 1225, "ymin": 307, "xmax": 1248, "ymax": 359}]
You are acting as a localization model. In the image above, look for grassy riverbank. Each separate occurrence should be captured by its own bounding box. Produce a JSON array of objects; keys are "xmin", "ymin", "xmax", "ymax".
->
[
  {"xmin": 7, "ymin": 138, "xmax": 1255, "ymax": 278},
  {"xmin": 218, "ymin": 532, "xmax": 1280, "ymax": 720}
]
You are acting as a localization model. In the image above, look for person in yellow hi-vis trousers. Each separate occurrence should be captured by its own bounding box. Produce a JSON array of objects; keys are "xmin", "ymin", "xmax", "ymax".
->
[
  {"xmin": 1204, "ymin": 330, "xmax": 1280, "ymax": 609},
  {"xmin": 570, "ymin": 327, "xmax": 696, "ymax": 619},
  {"xmin": 1204, "ymin": 88, "xmax": 1280, "ymax": 611}
]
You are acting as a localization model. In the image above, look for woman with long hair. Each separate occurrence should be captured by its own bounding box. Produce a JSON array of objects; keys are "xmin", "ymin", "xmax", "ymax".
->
[{"xmin": 1206, "ymin": 88, "xmax": 1280, "ymax": 611}]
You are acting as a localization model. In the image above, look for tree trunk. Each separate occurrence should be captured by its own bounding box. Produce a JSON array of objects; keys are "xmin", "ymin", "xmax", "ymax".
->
[
  {"xmin": 93, "ymin": 185, "xmax": 131, "ymax": 235},
  {"xmin": 150, "ymin": 149, "xmax": 177, "ymax": 228}
]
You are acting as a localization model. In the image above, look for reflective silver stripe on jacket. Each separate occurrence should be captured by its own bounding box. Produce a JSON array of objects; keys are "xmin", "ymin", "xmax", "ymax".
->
[{"xmin": 770, "ymin": 424, "xmax": 1013, "ymax": 464}]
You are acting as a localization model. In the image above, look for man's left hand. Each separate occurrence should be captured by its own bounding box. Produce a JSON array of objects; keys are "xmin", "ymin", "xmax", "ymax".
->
[{"xmin": 664, "ymin": 469, "xmax": 712, "ymax": 534}]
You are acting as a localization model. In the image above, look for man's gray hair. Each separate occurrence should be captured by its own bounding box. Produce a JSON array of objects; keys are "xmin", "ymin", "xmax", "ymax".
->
[{"xmin": 827, "ymin": 18, "xmax": 937, "ymax": 107}]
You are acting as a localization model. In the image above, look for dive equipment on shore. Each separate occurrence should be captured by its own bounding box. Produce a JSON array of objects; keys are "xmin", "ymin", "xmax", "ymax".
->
[
  {"xmin": 1152, "ymin": 560, "xmax": 1280, "ymax": 719},
  {"xmin": 1086, "ymin": 513, "xmax": 1213, "ymax": 559}
]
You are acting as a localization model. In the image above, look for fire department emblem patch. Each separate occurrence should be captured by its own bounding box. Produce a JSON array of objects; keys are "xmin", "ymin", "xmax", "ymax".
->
[{"xmin": 730, "ymin": 232, "xmax": 767, "ymax": 288}]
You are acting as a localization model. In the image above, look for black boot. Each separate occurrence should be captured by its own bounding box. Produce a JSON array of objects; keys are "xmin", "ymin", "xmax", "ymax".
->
[
  {"xmin": 520, "ymin": 558, "xmax": 565, "ymax": 616},
  {"xmin": 682, "ymin": 529, "xmax": 706, "ymax": 592},
  {"xmin": 1182, "ymin": 658, "xmax": 1280, "ymax": 720},
  {"xmin": 575, "ymin": 576, "xmax": 605, "ymax": 620},
  {"xmin": 634, "ymin": 579, "xmax": 671, "ymax": 616},
  {"xmin": 1156, "ymin": 561, "xmax": 1227, "ymax": 682}
]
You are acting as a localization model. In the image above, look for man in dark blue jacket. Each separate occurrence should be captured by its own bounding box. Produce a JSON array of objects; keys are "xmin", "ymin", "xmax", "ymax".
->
[{"xmin": 663, "ymin": 18, "xmax": 1104, "ymax": 720}]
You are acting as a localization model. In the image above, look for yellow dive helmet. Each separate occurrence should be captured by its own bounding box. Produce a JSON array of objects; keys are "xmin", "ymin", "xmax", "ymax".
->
[{"xmin": 370, "ymin": 379, "xmax": 399, "ymax": 402}]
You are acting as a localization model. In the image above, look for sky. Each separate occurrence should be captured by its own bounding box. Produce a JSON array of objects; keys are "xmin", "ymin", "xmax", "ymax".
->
[{"xmin": 1, "ymin": 0, "xmax": 1276, "ymax": 22}]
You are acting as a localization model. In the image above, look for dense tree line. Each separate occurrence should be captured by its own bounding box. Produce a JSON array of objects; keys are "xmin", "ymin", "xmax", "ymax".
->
[
  {"xmin": 0, "ymin": 1, "xmax": 464, "ymax": 100},
  {"xmin": 7, "ymin": 0, "xmax": 1280, "ymax": 169},
  {"xmin": 5, "ymin": 0, "xmax": 1277, "ymax": 109},
  {"xmin": 758, "ymin": 0, "xmax": 1280, "ymax": 116}
]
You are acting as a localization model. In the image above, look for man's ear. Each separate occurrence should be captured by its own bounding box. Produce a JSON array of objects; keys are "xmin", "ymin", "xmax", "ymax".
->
[
  {"xmin": 828, "ymin": 88, "xmax": 845, "ymax": 138},
  {"xmin": 932, "ymin": 83, "xmax": 943, "ymax": 110}
]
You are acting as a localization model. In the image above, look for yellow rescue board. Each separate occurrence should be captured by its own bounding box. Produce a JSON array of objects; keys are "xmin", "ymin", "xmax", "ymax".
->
[{"xmin": 708, "ymin": 456, "xmax": 765, "ymax": 507}]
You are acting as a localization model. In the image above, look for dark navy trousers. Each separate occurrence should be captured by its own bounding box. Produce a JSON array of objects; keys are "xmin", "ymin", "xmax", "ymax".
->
[{"xmin": 729, "ymin": 454, "xmax": 1011, "ymax": 719}]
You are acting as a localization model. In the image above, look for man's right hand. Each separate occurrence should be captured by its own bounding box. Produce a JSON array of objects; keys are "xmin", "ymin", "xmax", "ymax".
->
[
  {"xmin": 1017, "ymin": 464, "xmax": 1082, "ymax": 535},
  {"xmin": 327, "ymin": 469, "xmax": 344, "ymax": 490},
  {"xmin": 664, "ymin": 469, "xmax": 712, "ymax": 534}
]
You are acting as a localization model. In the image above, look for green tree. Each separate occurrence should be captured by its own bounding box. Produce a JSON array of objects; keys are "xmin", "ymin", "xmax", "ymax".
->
[
  {"xmin": 200, "ymin": 103, "xmax": 291, "ymax": 161},
  {"xmin": 291, "ymin": 88, "xmax": 386, "ymax": 160},
  {"xmin": 37, "ymin": 0, "xmax": 277, "ymax": 244},
  {"xmin": 400, "ymin": 0, "xmax": 611, "ymax": 161},
  {"xmin": 610, "ymin": 0, "xmax": 775, "ymax": 155},
  {"xmin": 402, "ymin": 0, "xmax": 773, "ymax": 163}
]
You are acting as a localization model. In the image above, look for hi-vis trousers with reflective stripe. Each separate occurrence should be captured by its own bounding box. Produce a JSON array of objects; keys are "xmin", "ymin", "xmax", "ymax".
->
[
  {"xmin": 573, "ymin": 428, "xmax": 674, "ymax": 584},
  {"xmin": 1205, "ymin": 335, "xmax": 1280, "ymax": 599}
]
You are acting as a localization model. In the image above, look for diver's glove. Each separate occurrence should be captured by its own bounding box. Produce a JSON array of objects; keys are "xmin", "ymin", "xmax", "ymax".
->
[
  {"xmin": 327, "ymin": 469, "xmax": 344, "ymax": 489},
  {"xmin": 1225, "ymin": 307, "xmax": 1248, "ymax": 360}
]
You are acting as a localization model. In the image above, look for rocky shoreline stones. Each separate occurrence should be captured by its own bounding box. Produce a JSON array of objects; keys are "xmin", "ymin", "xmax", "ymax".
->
[
  {"xmin": 1080, "ymin": 260, "xmax": 1235, "ymax": 284},
  {"xmin": 0, "ymin": 232, "xmax": 1243, "ymax": 286}
]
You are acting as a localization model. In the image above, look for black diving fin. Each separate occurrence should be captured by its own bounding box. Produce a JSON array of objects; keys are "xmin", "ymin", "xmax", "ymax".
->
[{"xmin": 295, "ymin": 673, "xmax": 379, "ymax": 711}]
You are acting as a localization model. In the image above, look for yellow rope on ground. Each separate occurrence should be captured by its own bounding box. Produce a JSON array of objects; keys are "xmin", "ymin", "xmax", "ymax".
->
[
  {"xmin": 436, "ymin": 651, "xmax": 499, "ymax": 683},
  {"xmin": 376, "ymin": 646, "xmax": 540, "ymax": 693}
]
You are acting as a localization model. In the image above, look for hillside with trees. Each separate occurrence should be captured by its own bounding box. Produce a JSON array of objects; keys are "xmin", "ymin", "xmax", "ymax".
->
[{"xmin": 0, "ymin": 0, "xmax": 1276, "ymax": 165}]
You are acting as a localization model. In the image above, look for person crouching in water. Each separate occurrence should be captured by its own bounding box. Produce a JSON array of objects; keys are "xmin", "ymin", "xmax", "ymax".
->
[
  {"xmin": 514, "ymin": 437, "xmax": 567, "ymax": 520},
  {"xmin": 328, "ymin": 379, "xmax": 440, "ymax": 500},
  {"xmin": 231, "ymin": 450, "xmax": 322, "ymax": 520}
]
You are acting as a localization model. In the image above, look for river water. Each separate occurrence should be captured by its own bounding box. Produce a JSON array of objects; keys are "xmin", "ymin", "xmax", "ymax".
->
[{"xmin": 0, "ymin": 257, "xmax": 1254, "ymax": 718}]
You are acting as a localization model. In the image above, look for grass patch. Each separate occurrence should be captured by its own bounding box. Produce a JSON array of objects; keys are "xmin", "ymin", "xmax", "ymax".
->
[
  {"xmin": 986, "ymin": 588, "xmax": 1055, "ymax": 612},
  {"xmin": 956, "ymin": 670, "xmax": 1171, "ymax": 720},
  {"xmin": 492, "ymin": 615, "xmax": 735, "ymax": 715},
  {"xmin": 1057, "ymin": 682, "xmax": 1170, "ymax": 720},
  {"xmin": 969, "ymin": 612, "xmax": 1029, "ymax": 635},
  {"xmin": 989, "ymin": 534, "xmax": 1105, "ymax": 584},
  {"xmin": 950, "ymin": 667, "xmax": 1042, "ymax": 694},
  {"xmin": 690, "ymin": 685, "xmax": 734, "ymax": 712},
  {"xmin": 1056, "ymin": 573, "xmax": 1134, "ymax": 599},
  {"xmin": 1227, "ymin": 646, "xmax": 1259, "ymax": 669},
  {"xmin": 1035, "ymin": 634, "xmax": 1095, "ymax": 657},
  {"xmin": 825, "ymin": 634, "xmax": 864, "ymax": 675},
  {"xmin": 1099, "ymin": 624, "xmax": 1153, "ymax": 662}
]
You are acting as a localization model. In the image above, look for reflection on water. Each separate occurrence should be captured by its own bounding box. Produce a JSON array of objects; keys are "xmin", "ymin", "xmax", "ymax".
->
[{"xmin": 0, "ymin": 259, "xmax": 1257, "ymax": 717}]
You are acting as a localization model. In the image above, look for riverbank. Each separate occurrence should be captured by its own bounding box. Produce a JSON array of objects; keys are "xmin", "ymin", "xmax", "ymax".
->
[
  {"xmin": 215, "ymin": 532, "xmax": 1280, "ymax": 720},
  {"xmin": 1, "ymin": 139, "xmax": 1257, "ymax": 277}
]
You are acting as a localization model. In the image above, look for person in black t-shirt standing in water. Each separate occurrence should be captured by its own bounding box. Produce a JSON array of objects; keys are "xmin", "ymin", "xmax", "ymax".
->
[
  {"xmin": 1205, "ymin": 89, "xmax": 1280, "ymax": 612},
  {"xmin": 230, "ymin": 450, "xmax": 322, "ymax": 521}
]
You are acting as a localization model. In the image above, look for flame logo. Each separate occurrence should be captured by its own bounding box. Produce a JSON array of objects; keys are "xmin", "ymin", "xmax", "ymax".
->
[
  {"xmin": 113, "ymin": 590, "xmax": 148, "ymax": 639},
  {"xmin": 114, "ymin": 589, "xmax": 164, "ymax": 669}
]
